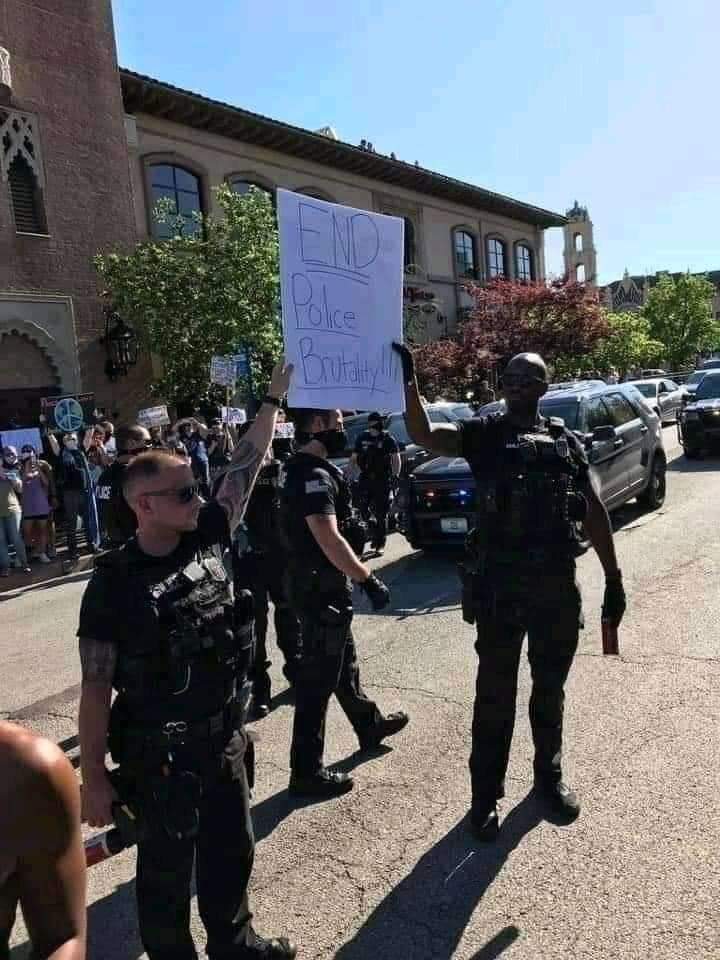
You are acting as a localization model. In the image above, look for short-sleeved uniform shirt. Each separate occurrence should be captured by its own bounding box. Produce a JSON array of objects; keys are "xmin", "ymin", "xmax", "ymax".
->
[
  {"xmin": 96, "ymin": 460, "xmax": 137, "ymax": 544},
  {"xmin": 280, "ymin": 453, "xmax": 351, "ymax": 571},
  {"xmin": 77, "ymin": 501, "xmax": 230, "ymax": 722},
  {"xmin": 354, "ymin": 430, "xmax": 399, "ymax": 481},
  {"xmin": 459, "ymin": 413, "xmax": 591, "ymax": 553}
]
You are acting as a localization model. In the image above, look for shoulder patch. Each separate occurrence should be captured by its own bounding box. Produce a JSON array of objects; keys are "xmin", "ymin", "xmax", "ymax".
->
[{"xmin": 305, "ymin": 479, "xmax": 330, "ymax": 494}]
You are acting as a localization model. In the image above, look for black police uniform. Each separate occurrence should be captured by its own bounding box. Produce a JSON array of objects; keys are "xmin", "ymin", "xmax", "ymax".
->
[
  {"xmin": 458, "ymin": 414, "xmax": 590, "ymax": 818},
  {"xmin": 96, "ymin": 459, "xmax": 137, "ymax": 547},
  {"xmin": 281, "ymin": 452, "xmax": 383, "ymax": 778},
  {"xmin": 233, "ymin": 459, "xmax": 301, "ymax": 705},
  {"xmin": 354, "ymin": 428, "xmax": 399, "ymax": 550},
  {"xmin": 78, "ymin": 502, "xmax": 267, "ymax": 960}
]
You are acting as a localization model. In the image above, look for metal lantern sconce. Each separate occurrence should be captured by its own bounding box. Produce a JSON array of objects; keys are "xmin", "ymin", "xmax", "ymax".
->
[{"xmin": 102, "ymin": 307, "xmax": 139, "ymax": 381}]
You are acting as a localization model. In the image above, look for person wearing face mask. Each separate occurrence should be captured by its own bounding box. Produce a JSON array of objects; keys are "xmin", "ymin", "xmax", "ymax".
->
[
  {"xmin": 280, "ymin": 408, "xmax": 409, "ymax": 798},
  {"xmin": 351, "ymin": 412, "xmax": 401, "ymax": 556},
  {"xmin": 0, "ymin": 446, "xmax": 31, "ymax": 576},
  {"xmin": 19, "ymin": 445, "xmax": 54, "ymax": 564},
  {"xmin": 96, "ymin": 424, "xmax": 152, "ymax": 548},
  {"xmin": 48, "ymin": 432, "xmax": 100, "ymax": 563}
]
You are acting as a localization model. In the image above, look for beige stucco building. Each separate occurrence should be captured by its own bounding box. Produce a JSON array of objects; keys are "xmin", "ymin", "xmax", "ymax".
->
[{"xmin": 121, "ymin": 70, "xmax": 566, "ymax": 342}]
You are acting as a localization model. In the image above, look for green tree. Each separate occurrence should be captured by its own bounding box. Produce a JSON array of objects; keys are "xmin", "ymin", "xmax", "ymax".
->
[
  {"xmin": 555, "ymin": 311, "xmax": 665, "ymax": 379},
  {"xmin": 642, "ymin": 272, "xmax": 719, "ymax": 370},
  {"xmin": 95, "ymin": 185, "xmax": 282, "ymax": 408}
]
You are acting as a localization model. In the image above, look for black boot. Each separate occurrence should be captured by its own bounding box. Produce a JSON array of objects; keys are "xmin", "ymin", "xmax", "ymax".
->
[
  {"xmin": 243, "ymin": 930, "xmax": 298, "ymax": 959},
  {"xmin": 534, "ymin": 780, "xmax": 580, "ymax": 821},
  {"xmin": 470, "ymin": 804, "xmax": 500, "ymax": 842},
  {"xmin": 358, "ymin": 711, "xmax": 409, "ymax": 751},
  {"xmin": 289, "ymin": 768, "xmax": 354, "ymax": 798}
]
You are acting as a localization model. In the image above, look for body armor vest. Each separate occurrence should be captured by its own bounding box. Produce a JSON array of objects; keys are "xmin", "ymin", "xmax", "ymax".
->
[
  {"xmin": 106, "ymin": 545, "xmax": 254, "ymax": 729},
  {"xmin": 244, "ymin": 459, "xmax": 284, "ymax": 552},
  {"xmin": 357, "ymin": 432, "xmax": 392, "ymax": 480},
  {"xmin": 471, "ymin": 419, "xmax": 586, "ymax": 551}
]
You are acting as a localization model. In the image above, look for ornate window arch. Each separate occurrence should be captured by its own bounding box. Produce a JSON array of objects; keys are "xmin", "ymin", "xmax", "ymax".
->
[
  {"xmin": 226, "ymin": 171, "xmax": 276, "ymax": 202},
  {"xmin": 452, "ymin": 227, "xmax": 479, "ymax": 280},
  {"xmin": 0, "ymin": 317, "xmax": 78, "ymax": 393},
  {"xmin": 1, "ymin": 109, "xmax": 47, "ymax": 234},
  {"xmin": 486, "ymin": 235, "xmax": 508, "ymax": 278},
  {"xmin": 295, "ymin": 185, "xmax": 336, "ymax": 202},
  {"xmin": 514, "ymin": 241, "xmax": 535, "ymax": 282},
  {"xmin": 141, "ymin": 153, "xmax": 209, "ymax": 239}
]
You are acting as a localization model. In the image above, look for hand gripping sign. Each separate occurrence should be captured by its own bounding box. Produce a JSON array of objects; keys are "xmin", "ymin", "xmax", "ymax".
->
[{"xmin": 278, "ymin": 189, "xmax": 405, "ymax": 412}]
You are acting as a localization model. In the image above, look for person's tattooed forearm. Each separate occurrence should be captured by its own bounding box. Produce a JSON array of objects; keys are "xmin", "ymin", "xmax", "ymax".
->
[{"xmin": 215, "ymin": 439, "xmax": 264, "ymax": 533}]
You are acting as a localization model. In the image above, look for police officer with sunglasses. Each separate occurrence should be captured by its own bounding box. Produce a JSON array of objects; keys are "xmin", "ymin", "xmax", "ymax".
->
[
  {"xmin": 77, "ymin": 361, "xmax": 297, "ymax": 960},
  {"xmin": 394, "ymin": 344, "xmax": 626, "ymax": 841}
]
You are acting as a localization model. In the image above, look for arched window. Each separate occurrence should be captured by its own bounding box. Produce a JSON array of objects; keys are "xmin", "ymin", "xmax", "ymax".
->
[
  {"xmin": 574, "ymin": 232, "xmax": 583, "ymax": 252},
  {"xmin": 486, "ymin": 237, "xmax": 507, "ymax": 278},
  {"xmin": 149, "ymin": 163, "xmax": 203, "ymax": 238},
  {"xmin": 576, "ymin": 263, "xmax": 586, "ymax": 283},
  {"xmin": 454, "ymin": 230, "xmax": 478, "ymax": 279},
  {"xmin": 8, "ymin": 153, "xmax": 46, "ymax": 234},
  {"xmin": 295, "ymin": 186, "xmax": 335, "ymax": 202},
  {"xmin": 228, "ymin": 178, "xmax": 274, "ymax": 202},
  {"xmin": 515, "ymin": 243, "xmax": 534, "ymax": 282}
]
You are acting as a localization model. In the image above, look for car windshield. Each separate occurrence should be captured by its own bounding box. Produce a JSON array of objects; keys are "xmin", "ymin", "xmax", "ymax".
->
[
  {"xmin": 695, "ymin": 375, "xmax": 720, "ymax": 400},
  {"xmin": 387, "ymin": 416, "xmax": 412, "ymax": 445},
  {"xmin": 538, "ymin": 398, "xmax": 580, "ymax": 429},
  {"xmin": 631, "ymin": 383, "xmax": 657, "ymax": 398},
  {"xmin": 449, "ymin": 404, "xmax": 475, "ymax": 420},
  {"xmin": 686, "ymin": 371, "xmax": 705, "ymax": 384}
]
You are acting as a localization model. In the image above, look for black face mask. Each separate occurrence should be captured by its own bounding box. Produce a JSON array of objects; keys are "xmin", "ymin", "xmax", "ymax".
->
[{"xmin": 315, "ymin": 429, "xmax": 348, "ymax": 456}]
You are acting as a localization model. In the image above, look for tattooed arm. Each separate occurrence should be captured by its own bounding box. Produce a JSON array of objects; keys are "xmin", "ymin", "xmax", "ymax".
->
[
  {"xmin": 215, "ymin": 359, "xmax": 292, "ymax": 534},
  {"xmin": 78, "ymin": 638, "xmax": 118, "ymax": 828}
]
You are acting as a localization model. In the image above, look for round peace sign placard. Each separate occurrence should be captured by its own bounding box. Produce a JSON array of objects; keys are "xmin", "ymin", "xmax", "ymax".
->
[{"xmin": 53, "ymin": 397, "xmax": 85, "ymax": 433}]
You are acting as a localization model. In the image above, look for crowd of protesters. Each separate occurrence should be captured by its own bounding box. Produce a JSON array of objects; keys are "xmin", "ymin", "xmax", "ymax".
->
[{"xmin": 0, "ymin": 411, "xmax": 240, "ymax": 578}]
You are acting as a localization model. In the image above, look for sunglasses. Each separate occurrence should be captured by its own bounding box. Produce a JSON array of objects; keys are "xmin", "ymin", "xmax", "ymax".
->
[
  {"xmin": 143, "ymin": 483, "xmax": 200, "ymax": 504},
  {"xmin": 501, "ymin": 373, "xmax": 546, "ymax": 389}
]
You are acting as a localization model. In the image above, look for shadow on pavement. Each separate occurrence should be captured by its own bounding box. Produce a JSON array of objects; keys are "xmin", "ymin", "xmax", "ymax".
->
[
  {"xmin": 470, "ymin": 924, "xmax": 521, "ymax": 959},
  {"xmin": 0, "ymin": 565, "xmax": 92, "ymax": 601},
  {"xmin": 359, "ymin": 549, "xmax": 460, "ymax": 618},
  {"xmin": 331, "ymin": 792, "xmax": 542, "ymax": 960},
  {"xmin": 667, "ymin": 450, "xmax": 720, "ymax": 473}
]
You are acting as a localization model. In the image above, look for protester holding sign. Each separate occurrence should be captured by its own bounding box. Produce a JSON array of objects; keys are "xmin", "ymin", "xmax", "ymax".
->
[
  {"xmin": 0, "ymin": 446, "xmax": 30, "ymax": 576},
  {"xmin": 19, "ymin": 444, "xmax": 54, "ymax": 564}
]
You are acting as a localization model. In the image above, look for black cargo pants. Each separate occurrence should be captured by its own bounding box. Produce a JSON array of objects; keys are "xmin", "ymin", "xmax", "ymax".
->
[
  {"xmin": 118, "ymin": 733, "xmax": 258, "ymax": 960},
  {"xmin": 289, "ymin": 581, "xmax": 382, "ymax": 777},
  {"xmin": 358, "ymin": 475, "xmax": 392, "ymax": 548},
  {"xmin": 469, "ymin": 563, "xmax": 582, "ymax": 815}
]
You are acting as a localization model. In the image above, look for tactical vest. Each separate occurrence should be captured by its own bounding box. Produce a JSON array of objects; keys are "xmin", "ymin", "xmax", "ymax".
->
[
  {"xmin": 105, "ymin": 544, "xmax": 254, "ymax": 736},
  {"xmin": 357, "ymin": 432, "xmax": 392, "ymax": 480},
  {"xmin": 470, "ymin": 419, "xmax": 587, "ymax": 552},
  {"xmin": 244, "ymin": 459, "xmax": 284, "ymax": 552}
]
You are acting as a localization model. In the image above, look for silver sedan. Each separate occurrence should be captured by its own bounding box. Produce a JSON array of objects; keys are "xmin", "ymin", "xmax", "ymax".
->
[{"xmin": 626, "ymin": 378, "xmax": 683, "ymax": 424}]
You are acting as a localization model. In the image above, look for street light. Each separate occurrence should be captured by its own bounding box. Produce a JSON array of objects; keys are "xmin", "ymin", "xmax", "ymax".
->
[{"xmin": 102, "ymin": 307, "xmax": 139, "ymax": 381}]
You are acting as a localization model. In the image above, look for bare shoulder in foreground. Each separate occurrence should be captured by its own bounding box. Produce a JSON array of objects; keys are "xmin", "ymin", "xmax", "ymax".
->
[{"xmin": 0, "ymin": 721, "xmax": 86, "ymax": 960}]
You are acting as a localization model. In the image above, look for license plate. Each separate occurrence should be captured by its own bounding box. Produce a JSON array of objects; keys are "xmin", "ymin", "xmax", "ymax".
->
[{"xmin": 441, "ymin": 517, "xmax": 468, "ymax": 534}]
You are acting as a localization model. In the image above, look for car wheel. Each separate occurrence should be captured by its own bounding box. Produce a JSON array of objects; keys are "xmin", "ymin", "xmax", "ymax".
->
[
  {"xmin": 683, "ymin": 445, "xmax": 701, "ymax": 459},
  {"xmin": 638, "ymin": 455, "xmax": 666, "ymax": 509}
]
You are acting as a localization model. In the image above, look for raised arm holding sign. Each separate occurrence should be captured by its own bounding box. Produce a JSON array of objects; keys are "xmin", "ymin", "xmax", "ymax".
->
[{"xmin": 277, "ymin": 189, "xmax": 405, "ymax": 412}]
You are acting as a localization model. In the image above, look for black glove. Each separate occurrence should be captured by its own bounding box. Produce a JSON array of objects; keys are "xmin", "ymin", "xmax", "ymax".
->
[
  {"xmin": 392, "ymin": 342, "xmax": 415, "ymax": 386},
  {"xmin": 602, "ymin": 571, "xmax": 626, "ymax": 627},
  {"xmin": 361, "ymin": 573, "xmax": 391, "ymax": 611}
]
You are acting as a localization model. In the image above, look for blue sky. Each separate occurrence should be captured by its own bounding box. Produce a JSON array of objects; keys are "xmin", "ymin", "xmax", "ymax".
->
[{"xmin": 114, "ymin": 0, "xmax": 719, "ymax": 285}]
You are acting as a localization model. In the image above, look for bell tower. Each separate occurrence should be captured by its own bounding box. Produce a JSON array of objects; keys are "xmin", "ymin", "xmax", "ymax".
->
[{"xmin": 563, "ymin": 201, "xmax": 597, "ymax": 286}]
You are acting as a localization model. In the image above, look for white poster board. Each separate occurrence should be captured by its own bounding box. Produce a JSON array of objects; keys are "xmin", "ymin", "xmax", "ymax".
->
[
  {"xmin": 137, "ymin": 405, "xmax": 171, "ymax": 427},
  {"xmin": 221, "ymin": 406, "xmax": 247, "ymax": 425},
  {"xmin": 210, "ymin": 356, "xmax": 237, "ymax": 387},
  {"xmin": 0, "ymin": 427, "xmax": 42, "ymax": 453},
  {"xmin": 277, "ymin": 189, "xmax": 405, "ymax": 412}
]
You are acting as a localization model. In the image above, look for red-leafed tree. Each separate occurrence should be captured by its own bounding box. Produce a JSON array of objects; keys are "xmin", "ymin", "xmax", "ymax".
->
[
  {"xmin": 462, "ymin": 278, "xmax": 608, "ymax": 369},
  {"xmin": 412, "ymin": 338, "xmax": 482, "ymax": 401}
]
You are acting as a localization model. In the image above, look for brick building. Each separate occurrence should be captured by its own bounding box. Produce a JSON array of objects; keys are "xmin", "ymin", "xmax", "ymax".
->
[{"xmin": 0, "ymin": 0, "xmax": 148, "ymax": 429}]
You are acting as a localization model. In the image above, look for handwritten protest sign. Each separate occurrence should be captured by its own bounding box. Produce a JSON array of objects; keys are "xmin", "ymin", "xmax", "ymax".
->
[
  {"xmin": 277, "ymin": 189, "xmax": 405, "ymax": 412},
  {"xmin": 210, "ymin": 356, "xmax": 237, "ymax": 387},
  {"xmin": 137, "ymin": 405, "xmax": 170, "ymax": 427},
  {"xmin": 221, "ymin": 406, "xmax": 247, "ymax": 425}
]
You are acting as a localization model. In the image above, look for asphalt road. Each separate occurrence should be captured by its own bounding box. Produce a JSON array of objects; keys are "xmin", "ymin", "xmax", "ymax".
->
[{"xmin": 3, "ymin": 424, "xmax": 719, "ymax": 960}]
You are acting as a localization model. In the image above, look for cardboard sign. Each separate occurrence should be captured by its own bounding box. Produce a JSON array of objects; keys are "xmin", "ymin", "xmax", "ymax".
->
[
  {"xmin": 41, "ymin": 393, "xmax": 95, "ymax": 432},
  {"xmin": 277, "ymin": 189, "xmax": 405, "ymax": 411},
  {"xmin": 221, "ymin": 406, "xmax": 247, "ymax": 425},
  {"xmin": 0, "ymin": 427, "xmax": 42, "ymax": 454},
  {"xmin": 137, "ymin": 405, "xmax": 171, "ymax": 427},
  {"xmin": 274, "ymin": 422, "xmax": 295, "ymax": 439},
  {"xmin": 210, "ymin": 356, "xmax": 237, "ymax": 387}
]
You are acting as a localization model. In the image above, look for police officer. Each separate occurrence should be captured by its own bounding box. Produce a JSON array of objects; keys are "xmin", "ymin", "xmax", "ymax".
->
[
  {"xmin": 281, "ymin": 407, "xmax": 409, "ymax": 798},
  {"xmin": 234, "ymin": 446, "xmax": 301, "ymax": 717},
  {"xmin": 394, "ymin": 344, "xmax": 626, "ymax": 840},
  {"xmin": 351, "ymin": 412, "xmax": 401, "ymax": 556},
  {"xmin": 95, "ymin": 424, "xmax": 152, "ymax": 547},
  {"xmin": 78, "ymin": 361, "xmax": 296, "ymax": 960}
]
